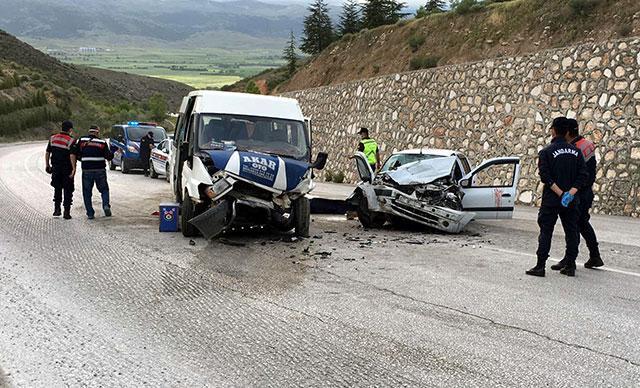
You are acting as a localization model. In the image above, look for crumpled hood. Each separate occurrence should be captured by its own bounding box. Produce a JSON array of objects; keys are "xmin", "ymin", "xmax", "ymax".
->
[
  {"xmin": 384, "ymin": 156, "xmax": 457, "ymax": 185},
  {"xmin": 205, "ymin": 150, "xmax": 309, "ymax": 192}
]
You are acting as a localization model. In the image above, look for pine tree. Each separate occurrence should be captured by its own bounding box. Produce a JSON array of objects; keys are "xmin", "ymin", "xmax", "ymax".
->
[
  {"xmin": 338, "ymin": 0, "xmax": 362, "ymax": 36},
  {"xmin": 282, "ymin": 31, "xmax": 298, "ymax": 76},
  {"xmin": 424, "ymin": 0, "xmax": 446, "ymax": 14},
  {"xmin": 300, "ymin": 0, "xmax": 335, "ymax": 55},
  {"xmin": 362, "ymin": 0, "xmax": 407, "ymax": 29}
]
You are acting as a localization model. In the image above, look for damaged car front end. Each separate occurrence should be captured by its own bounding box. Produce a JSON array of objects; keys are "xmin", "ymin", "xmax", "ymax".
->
[
  {"xmin": 349, "ymin": 154, "xmax": 475, "ymax": 233},
  {"xmin": 187, "ymin": 148, "xmax": 327, "ymax": 239},
  {"xmin": 171, "ymin": 91, "xmax": 327, "ymax": 239}
]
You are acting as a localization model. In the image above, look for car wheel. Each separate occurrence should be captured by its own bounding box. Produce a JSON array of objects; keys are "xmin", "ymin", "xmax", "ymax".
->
[
  {"xmin": 181, "ymin": 193, "xmax": 199, "ymax": 237},
  {"xmin": 149, "ymin": 160, "xmax": 158, "ymax": 179},
  {"xmin": 121, "ymin": 158, "xmax": 129, "ymax": 174},
  {"xmin": 165, "ymin": 163, "xmax": 170, "ymax": 182},
  {"xmin": 109, "ymin": 160, "xmax": 116, "ymax": 171},
  {"xmin": 356, "ymin": 193, "xmax": 385, "ymax": 228},
  {"xmin": 293, "ymin": 196, "xmax": 310, "ymax": 238}
]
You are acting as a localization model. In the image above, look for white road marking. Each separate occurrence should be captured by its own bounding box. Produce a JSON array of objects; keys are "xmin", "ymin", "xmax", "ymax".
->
[{"xmin": 485, "ymin": 246, "xmax": 640, "ymax": 278}]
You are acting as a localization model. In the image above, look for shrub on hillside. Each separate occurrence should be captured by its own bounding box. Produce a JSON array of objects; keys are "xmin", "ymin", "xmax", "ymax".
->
[
  {"xmin": 617, "ymin": 24, "xmax": 633, "ymax": 37},
  {"xmin": 325, "ymin": 170, "xmax": 334, "ymax": 182},
  {"xmin": 410, "ymin": 55, "xmax": 440, "ymax": 70},
  {"xmin": 245, "ymin": 81, "xmax": 261, "ymax": 94},
  {"xmin": 333, "ymin": 171, "xmax": 345, "ymax": 184},
  {"xmin": 569, "ymin": 0, "xmax": 600, "ymax": 16},
  {"xmin": 452, "ymin": 0, "xmax": 483, "ymax": 14},
  {"xmin": 408, "ymin": 34, "xmax": 426, "ymax": 52}
]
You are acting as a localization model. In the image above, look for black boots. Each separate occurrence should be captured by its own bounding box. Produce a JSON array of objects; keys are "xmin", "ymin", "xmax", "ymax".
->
[
  {"xmin": 63, "ymin": 207, "xmax": 72, "ymax": 220},
  {"xmin": 53, "ymin": 203, "xmax": 62, "ymax": 217},
  {"xmin": 560, "ymin": 267, "xmax": 576, "ymax": 277},
  {"xmin": 584, "ymin": 256, "xmax": 604, "ymax": 269},
  {"xmin": 526, "ymin": 258, "xmax": 546, "ymax": 277},
  {"xmin": 525, "ymin": 266, "xmax": 546, "ymax": 277},
  {"xmin": 550, "ymin": 261, "xmax": 565, "ymax": 271}
]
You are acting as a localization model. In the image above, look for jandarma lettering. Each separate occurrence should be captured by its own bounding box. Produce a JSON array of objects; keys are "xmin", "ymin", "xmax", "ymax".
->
[{"xmin": 552, "ymin": 148, "xmax": 579, "ymax": 158}]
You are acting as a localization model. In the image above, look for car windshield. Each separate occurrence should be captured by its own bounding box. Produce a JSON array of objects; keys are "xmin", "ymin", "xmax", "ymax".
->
[
  {"xmin": 127, "ymin": 126, "xmax": 166, "ymax": 142},
  {"xmin": 197, "ymin": 114, "xmax": 309, "ymax": 160},
  {"xmin": 380, "ymin": 153, "xmax": 445, "ymax": 172}
]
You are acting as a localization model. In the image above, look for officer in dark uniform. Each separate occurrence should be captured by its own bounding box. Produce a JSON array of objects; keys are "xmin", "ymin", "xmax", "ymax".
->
[
  {"xmin": 140, "ymin": 131, "xmax": 155, "ymax": 177},
  {"xmin": 526, "ymin": 117, "xmax": 588, "ymax": 277},
  {"xmin": 70, "ymin": 125, "xmax": 114, "ymax": 219},
  {"xmin": 551, "ymin": 118, "xmax": 603, "ymax": 270},
  {"xmin": 45, "ymin": 120, "xmax": 75, "ymax": 219}
]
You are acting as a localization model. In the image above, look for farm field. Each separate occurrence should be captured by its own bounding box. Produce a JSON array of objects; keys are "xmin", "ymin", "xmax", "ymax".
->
[{"xmin": 27, "ymin": 42, "xmax": 282, "ymax": 89}]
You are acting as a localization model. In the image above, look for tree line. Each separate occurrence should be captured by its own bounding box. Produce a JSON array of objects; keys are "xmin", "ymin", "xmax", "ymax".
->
[{"xmin": 282, "ymin": 0, "xmax": 448, "ymax": 76}]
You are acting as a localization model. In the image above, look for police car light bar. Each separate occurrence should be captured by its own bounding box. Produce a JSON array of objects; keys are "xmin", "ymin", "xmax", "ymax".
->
[{"xmin": 127, "ymin": 121, "xmax": 139, "ymax": 126}]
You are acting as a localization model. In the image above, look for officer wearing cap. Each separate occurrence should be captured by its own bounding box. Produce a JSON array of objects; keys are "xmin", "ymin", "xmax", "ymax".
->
[
  {"xmin": 45, "ymin": 120, "xmax": 76, "ymax": 219},
  {"xmin": 70, "ymin": 125, "xmax": 114, "ymax": 219},
  {"xmin": 550, "ymin": 118, "xmax": 603, "ymax": 270},
  {"xmin": 357, "ymin": 127, "xmax": 380, "ymax": 172},
  {"xmin": 140, "ymin": 131, "xmax": 155, "ymax": 177},
  {"xmin": 526, "ymin": 117, "xmax": 588, "ymax": 278}
]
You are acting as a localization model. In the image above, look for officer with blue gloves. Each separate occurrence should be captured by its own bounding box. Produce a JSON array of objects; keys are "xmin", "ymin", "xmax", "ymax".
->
[{"xmin": 526, "ymin": 117, "xmax": 588, "ymax": 277}]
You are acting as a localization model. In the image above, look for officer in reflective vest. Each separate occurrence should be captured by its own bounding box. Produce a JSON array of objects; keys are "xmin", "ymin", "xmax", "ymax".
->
[
  {"xmin": 357, "ymin": 127, "xmax": 380, "ymax": 172},
  {"xmin": 45, "ymin": 120, "xmax": 75, "ymax": 219},
  {"xmin": 552, "ymin": 118, "xmax": 603, "ymax": 269},
  {"xmin": 70, "ymin": 125, "xmax": 114, "ymax": 219}
]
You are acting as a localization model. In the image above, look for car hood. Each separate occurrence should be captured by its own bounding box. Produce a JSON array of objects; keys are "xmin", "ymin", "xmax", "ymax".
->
[
  {"xmin": 383, "ymin": 156, "xmax": 457, "ymax": 185},
  {"xmin": 204, "ymin": 150, "xmax": 309, "ymax": 192}
]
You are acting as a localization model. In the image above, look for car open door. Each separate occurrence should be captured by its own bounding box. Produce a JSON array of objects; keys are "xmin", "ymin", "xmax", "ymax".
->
[
  {"xmin": 351, "ymin": 152, "xmax": 374, "ymax": 183},
  {"xmin": 171, "ymin": 96, "xmax": 196, "ymax": 202},
  {"xmin": 459, "ymin": 157, "xmax": 521, "ymax": 219}
]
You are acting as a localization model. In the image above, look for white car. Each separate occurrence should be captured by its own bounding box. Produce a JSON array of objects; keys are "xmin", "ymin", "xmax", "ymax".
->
[
  {"xmin": 149, "ymin": 138, "xmax": 172, "ymax": 181},
  {"xmin": 349, "ymin": 149, "xmax": 521, "ymax": 233}
]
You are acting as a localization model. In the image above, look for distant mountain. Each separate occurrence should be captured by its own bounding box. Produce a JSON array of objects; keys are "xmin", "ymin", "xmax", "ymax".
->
[{"xmin": 0, "ymin": 0, "xmax": 309, "ymax": 48}]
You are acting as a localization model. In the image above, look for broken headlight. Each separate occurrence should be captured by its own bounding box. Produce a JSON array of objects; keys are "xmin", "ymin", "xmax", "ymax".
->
[{"xmin": 204, "ymin": 177, "xmax": 233, "ymax": 200}]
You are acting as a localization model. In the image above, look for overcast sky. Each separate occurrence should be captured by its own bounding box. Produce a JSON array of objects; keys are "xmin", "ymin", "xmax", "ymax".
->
[{"xmin": 267, "ymin": 0, "xmax": 442, "ymax": 8}]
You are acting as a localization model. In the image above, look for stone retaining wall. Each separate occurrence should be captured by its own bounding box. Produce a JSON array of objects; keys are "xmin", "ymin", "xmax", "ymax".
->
[{"xmin": 285, "ymin": 37, "xmax": 640, "ymax": 217}]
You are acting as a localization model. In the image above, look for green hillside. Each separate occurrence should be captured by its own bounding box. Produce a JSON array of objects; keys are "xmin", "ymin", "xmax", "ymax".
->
[
  {"xmin": 228, "ymin": 0, "xmax": 640, "ymax": 94},
  {"xmin": 0, "ymin": 30, "xmax": 193, "ymax": 140}
]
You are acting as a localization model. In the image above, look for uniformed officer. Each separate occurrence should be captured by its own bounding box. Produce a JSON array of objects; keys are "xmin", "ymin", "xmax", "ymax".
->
[
  {"xmin": 550, "ymin": 118, "xmax": 603, "ymax": 270},
  {"xmin": 357, "ymin": 127, "xmax": 380, "ymax": 171},
  {"xmin": 45, "ymin": 120, "xmax": 75, "ymax": 219},
  {"xmin": 526, "ymin": 117, "xmax": 588, "ymax": 277},
  {"xmin": 70, "ymin": 125, "xmax": 114, "ymax": 219},
  {"xmin": 140, "ymin": 131, "xmax": 155, "ymax": 177}
]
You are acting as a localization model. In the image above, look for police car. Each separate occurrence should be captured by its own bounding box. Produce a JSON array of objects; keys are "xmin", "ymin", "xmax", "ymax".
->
[
  {"xmin": 109, "ymin": 122, "xmax": 167, "ymax": 173},
  {"xmin": 149, "ymin": 138, "xmax": 172, "ymax": 181}
]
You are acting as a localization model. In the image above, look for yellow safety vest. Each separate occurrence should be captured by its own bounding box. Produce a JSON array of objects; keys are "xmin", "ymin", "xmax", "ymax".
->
[{"xmin": 360, "ymin": 138, "xmax": 378, "ymax": 164}]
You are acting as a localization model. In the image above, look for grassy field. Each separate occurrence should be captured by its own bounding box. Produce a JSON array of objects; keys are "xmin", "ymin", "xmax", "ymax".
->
[{"xmin": 28, "ymin": 42, "xmax": 283, "ymax": 89}]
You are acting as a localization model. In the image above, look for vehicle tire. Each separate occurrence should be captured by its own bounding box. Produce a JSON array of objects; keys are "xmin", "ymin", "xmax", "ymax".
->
[
  {"xmin": 292, "ymin": 197, "xmax": 310, "ymax": 238},
  {"xmin": 109, "ymin": 160, "xmax": 116, "ymax": 171},
  {"xmin": 149, "ymin": 160, "xmax": 158, "ymax": 179},
  {"xmin": 121, "ymin": 158, "xmax": 130, "ymax": 174},
  {"xmin": 181, "ymin": 193, "xmax": 199, "ymax": 237},
  {"xmin": 356, "ymin": 193, "xmax": 385, "ymax": 228},
  {"xmin": 165, "ymin": 163, "xmax": 171, "ymax": 182}
]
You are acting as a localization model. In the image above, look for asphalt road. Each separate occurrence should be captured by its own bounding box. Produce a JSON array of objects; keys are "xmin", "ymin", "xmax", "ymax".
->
[{"xmin": 0, "ymin": 142, "xmax": 639, "ymax": 387}]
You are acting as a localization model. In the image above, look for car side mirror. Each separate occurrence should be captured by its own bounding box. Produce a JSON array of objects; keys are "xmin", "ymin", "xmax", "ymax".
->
[
  {"xmin": 117, "ymin": 135, "xmax": 124, "ymax": 143},
  {"xmin": 460, "ymin": 178, "xmax": 471, "ymax": 188},
  {"xmin": 311, "ymin": 152, "xmax": 328, "ymax": 170}
]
